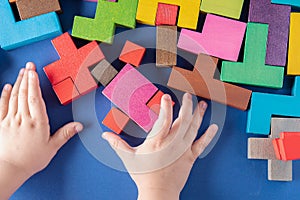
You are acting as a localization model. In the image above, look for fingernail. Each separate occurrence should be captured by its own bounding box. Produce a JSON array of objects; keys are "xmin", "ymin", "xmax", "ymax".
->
[
  {"xmin": 185, "ymin": 93, "xmax": 192, "ymax": 100},
  {"xmin": 163, "ymin": 94, "xmax": 171, "ymax": 101},
  {"xmin": 200, "ymin": 101, "xmax": 207, "ymax": 110},
  {"xmin": 26, "ymin": 62, "xmax": 32, "ymax": 69},
  {"xmin": 4, "ymin": 84, "xmax": 11, "ymax": 91},
  {"xmin": 29, "ymin": 71, "xmax": 34, "ymax": 78},
  {"xmin": 102, "ymin": 132, "xmax": 108, "ymax": 140},
  {"xmin": 19, "ymin": 68, "xmax": 25, "ymax": 75},
  {"xmin": 75, "ymin": 124, "xmax": 83, "ymax": 132}
]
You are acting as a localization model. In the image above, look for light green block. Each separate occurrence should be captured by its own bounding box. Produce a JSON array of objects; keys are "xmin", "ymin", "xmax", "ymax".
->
[
  {"xmin": 220, "ymin": 23, "xmax": 284, "ymax": 89},
  {"xmin": 72, "ymin": 0, "xmax": 138, "ymax": 43},
  {"xmin": 200, "ymin": 0, "xmax": 244, "ymax": 19}
]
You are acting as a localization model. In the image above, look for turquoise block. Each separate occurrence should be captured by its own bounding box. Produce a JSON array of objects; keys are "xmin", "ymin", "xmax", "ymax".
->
[
  {"xmin": 272, "ymin": 0, "xmax": 300, "ymax": 8},
  {"xmin": 0, "ymin": 0, "xmax": 62, "ymax": 50},
  {"xmin": 247, "ymin": 77, "xmax": 300, "ymax": 135}
]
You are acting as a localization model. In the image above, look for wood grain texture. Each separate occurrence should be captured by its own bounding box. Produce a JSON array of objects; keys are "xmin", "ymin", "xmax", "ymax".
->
[
  {"xmin": 248, "ymin": 138, "xmax": 277, "ymax": 160},
  {"xmin": 119, "ymin": 40, "xmax": 146, "ymax": 67},
  {"xmin": 91, "ymin": 59, "xmax": 118, "ymax": 87},
  {"xmin": 155, "ymin": 3, "xmax": 178, "ymax": 26}
]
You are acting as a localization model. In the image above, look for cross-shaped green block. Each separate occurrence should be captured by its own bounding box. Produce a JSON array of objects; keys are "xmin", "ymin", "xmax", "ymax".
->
[
  {"xmin": 72, "ymin": 0, "xmax": 138, "ymax": 44},
  {"xmin": 220, "ymin": 22, "xmax": 284, "ymax": 89}
]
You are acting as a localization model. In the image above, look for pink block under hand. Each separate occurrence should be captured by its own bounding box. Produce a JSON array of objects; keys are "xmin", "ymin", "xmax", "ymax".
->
[
  {"xmin": 177, "ymin": 14, "xmax": 246, "ymax": 61},
  {"xmin": 102, "ymin": 64, "xmax": 158, "ymax": 133}
]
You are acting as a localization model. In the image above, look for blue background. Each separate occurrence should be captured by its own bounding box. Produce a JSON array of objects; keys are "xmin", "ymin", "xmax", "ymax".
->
[{"xmin": 0, "ymin": 0, "xmax": 299, "ymax": 199}]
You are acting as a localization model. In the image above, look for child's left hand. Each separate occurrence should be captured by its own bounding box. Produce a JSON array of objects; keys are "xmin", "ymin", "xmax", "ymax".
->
[{"xmin": 0, "ymin": 62, "xmax": 83, "ymax": 200}]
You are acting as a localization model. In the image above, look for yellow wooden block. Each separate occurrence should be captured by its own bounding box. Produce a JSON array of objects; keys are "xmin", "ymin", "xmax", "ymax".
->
[
  {"xmin": 136, "ymin": 0, "xmax": 201, "ymax": 30},
  {"xmin": 287, "ymin": 13, "xmax": 300, "ymax": 75},
  {"xmin": 200, "ymin": 0, "xmax": 244, "ymax": 19}
]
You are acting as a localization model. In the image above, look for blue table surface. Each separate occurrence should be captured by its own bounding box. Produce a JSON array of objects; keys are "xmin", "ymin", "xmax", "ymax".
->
[{"xmin": 1, "ymin": 0, "xmax": 300, "ymax": 199}]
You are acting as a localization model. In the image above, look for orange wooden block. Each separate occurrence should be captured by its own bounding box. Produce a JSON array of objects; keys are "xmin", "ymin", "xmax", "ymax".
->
[
  {"xmin": 52, "ymin": 78, "xmax": 80, "ymax": 105},
  {"xmin": 119, "ymin": 40, "xmax": 146, "ymax": 67},
  {"xmin": 272, "ymin": 138, "xmax": 282, "ymax": 160},
  {"xmin": 102, "ymin": 107, "xmax": 130, "ymax": 134},
  {"xmin": 155, "ymin": 3, "xmax": 179, "ymax": 26},
  {"xmin": 273, "ymin": 132, "xmax": 300, "ymax": 161},
  {"xmin": 147, "ymin": 90, "xmax": 175, "ymax": 115}
]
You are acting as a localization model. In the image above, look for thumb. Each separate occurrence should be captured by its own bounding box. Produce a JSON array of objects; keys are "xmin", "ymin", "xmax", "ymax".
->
[
  {"xmin": 50, "ymin": 122, "xmax": 83, "ymax": 151},
  {"xmin": 102, "ymin": 132, "xmax": 134, "ymax": 154}
]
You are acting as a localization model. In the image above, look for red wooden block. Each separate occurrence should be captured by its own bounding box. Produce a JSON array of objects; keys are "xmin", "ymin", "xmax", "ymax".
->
[
  {"xmin": 119, "ymin": 40, "xmax": 146, "ymax": 67},
  {"xmin": 44, "ymin": 33, "xmax": 104, "ymax": 105},
  {"xmin": 155, "ymin": 3, "xmax": 179, "ymax": 26},
  {"xmin": 102, "ymin": 107, "xmax": 130, "ymax": 134},
  {"xmin": 273, "ymin": 132, "xmax": 300, "ymax": 161},
  {"xmin": 52, "ymin": 78, "xmax": 80, "ymax": 105},
  {"xmin": 147, "ymin": 90, "xmax": 175, "ymax": 115},
  {"xmin": 272, "ymin": 138, "xmax": 282, "ymax": 160}
]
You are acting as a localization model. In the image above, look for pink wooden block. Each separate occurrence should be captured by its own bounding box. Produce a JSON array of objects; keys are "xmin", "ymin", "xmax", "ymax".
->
[
  {"xmin": 177, "ymin": 14, "xmax": 246, "ymax": 61},
  {"xmin": 102, "ymin": 64, "xmax": 158, "ymax": 133}
]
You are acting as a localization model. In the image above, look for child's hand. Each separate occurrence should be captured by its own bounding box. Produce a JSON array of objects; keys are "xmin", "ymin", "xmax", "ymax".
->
[
  {"xmin": 102, "ymin": 93, "xmax": 218, "ymax": 200},
  {"xmin": 0, "ymin": 62, "xmax": 83, "ymax": 200}
]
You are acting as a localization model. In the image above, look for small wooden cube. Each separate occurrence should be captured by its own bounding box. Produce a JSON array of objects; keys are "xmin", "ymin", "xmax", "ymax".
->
[
  {"xmin": 119, "ymin": 41, "xmax": 146, "ymax": 67},
  {"xmin": 102, "ymin": 107, "xmax": 130, "ymax": 134}
]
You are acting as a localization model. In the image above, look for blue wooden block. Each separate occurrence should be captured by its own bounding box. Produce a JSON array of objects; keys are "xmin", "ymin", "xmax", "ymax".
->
[
  {"xmin": 247, "ymin": 77, "xmax": 300, "ymax": 135},
  {"xmin": 0, "ymin": 0, "xmax": 62, "ymax": 50},
  {"xmin": 271, "ymin": 0, "xmax": 300, "ymax": 8}
]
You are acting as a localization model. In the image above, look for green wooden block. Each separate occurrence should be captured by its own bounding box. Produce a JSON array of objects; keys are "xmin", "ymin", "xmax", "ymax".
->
[
  {"xmin": 72, "ymin": 0, "xmax": 138, "ymax": 43},
  {"xmin": 220, "ymin": 22, "xmax": 284, "ymax": 89}
]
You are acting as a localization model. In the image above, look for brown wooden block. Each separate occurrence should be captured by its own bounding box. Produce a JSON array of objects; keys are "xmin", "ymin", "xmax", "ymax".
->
[
  {"xmin": 16, "ymin": 0, "xmax": 61, "ymax": 20},
  {"xmin": 267, "ymin": 118, "xmax": 300, "ymax": 181},
  {"xmin": 156, "ymin": 25, "xmax": 177, "ymax": 67},
  {"xmin": 248, "ymin": 138, "xmax": 277, "ymax": 160},
  {"xmin": 91, "ymin": 59, "xmax": 118, "ymax": 87},
  {"xmin": 167, "ymin": 54, "xmax": 252, "ymax": 110}
]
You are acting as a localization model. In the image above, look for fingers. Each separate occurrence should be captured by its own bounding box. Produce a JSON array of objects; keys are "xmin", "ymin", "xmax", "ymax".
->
[
  {"xmin": 0, "ymin": 84, "xmax": 12, "ymax": 120},
  {"xmin": 8, "ymin": 68, "xmax": 25, "ymax": 116},
  {"xmin": 184, "ymin": 101, "xmax": 207, "ymax": 144},
  {"xmin": 17, "ymin": 69, "xmax": 30, "ymax": 117},
  {"xmin": 191, "ymin": 124, "xmax": 218, "ymax": 159},
  {"xmin": 50, "ymin": 122, "xmax": 83, "ymax": 151},
  {"xmin": 102, "ymin": 132, "xmax": 135, "ymax": 154},
  {"xmin": 147, "ymin": 94, "xmax": 173, "ymax": 141},
  {"xmin": 27, "ymin": 68, "xmax": 48, "ymax": 121}
]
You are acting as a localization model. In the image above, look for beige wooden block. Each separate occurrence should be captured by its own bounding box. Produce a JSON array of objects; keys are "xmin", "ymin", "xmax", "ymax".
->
[
  {"xmin": 248, "ymin": 138, "xmax": 277, "ymax": 160},
  {"xmin": 91, "ymin": 59, "xmax": 118, "ymax": 87},
  {"xmin": 156, "ymin": 25, "xmax": 177, "ymax": 67}
]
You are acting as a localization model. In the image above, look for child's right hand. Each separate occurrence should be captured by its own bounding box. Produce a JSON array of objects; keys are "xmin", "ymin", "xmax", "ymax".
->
[{"xmin": 103, "ymin": 93, "xmax": 218, "ymax": 200}]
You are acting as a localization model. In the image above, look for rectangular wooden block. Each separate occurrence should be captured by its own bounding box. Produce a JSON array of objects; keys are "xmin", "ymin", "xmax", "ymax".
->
[
  {"xmin": 167, "ymin": 54, "xmax": 252, "ymax": 110},
  {"xmin": 177, "ymin": 14, "xmax": 246, "ymax": 61},
  {"xmin": 275, "ymin": 132, "xmax": 300, "ymax": 161},
  {"xmin": 271, "ymin": 0, "xmax": 300, "ymax": 8},
  {"xmin": 119, "ymin": 40, "xmax": 146, "ymax": 67},
  {"xmin": 287, "ymin": 13, "xmax": 300, "ymax": 75},
  {"xmin": 102, "ymin": 64, "xmax": 158, "ymax": 132},
  {"xmin": 91, "ymin": 59, "xmax": 118, "ymax": 86},
  {"xmin": 246, "ymin": 78, "xmax": 300, "ymax": 135},
  {"xmin": 200, "ymin": 0, "xmax": 244, "ymax": 19},
  {"xmin": 155, "ymin": 3, "xmax": 178, "ymax": 26},
  {"xmin": 248, "ymin": 138, "xmax": 277, "ymax": 160},
  {"xmin": 249, "ymin": 0, "xmax": 291, "ymax": 66},
  {"xmin": 0, "ymin": 0, "xmax": 62, "ymax": 50},
  {"xmin": 136, "ymin": 0, "xmax": 201, "ymax": 30},
  {"xmin": 15, "ymin": 0, "xmax": 61, "ymax": 20},
  {"xmin": 156, "ymin": 25, "xmax": 177, "ymax": 67},
  {"xmin": 72, "ymin": 0, "xmax": 138, "ymax": 43},
  {"xmin": 221, "ymin": 23, "xmax": 284, "ymax": 89},
  {"xmin": 102, "ymin": 107, "xmax": 130, "ymax": 134}
]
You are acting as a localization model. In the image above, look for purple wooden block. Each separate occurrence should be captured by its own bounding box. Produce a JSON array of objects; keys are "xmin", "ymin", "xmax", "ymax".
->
[{"xmin": 249, "ymin": 0, "xmax": 291, "ymax": 66}]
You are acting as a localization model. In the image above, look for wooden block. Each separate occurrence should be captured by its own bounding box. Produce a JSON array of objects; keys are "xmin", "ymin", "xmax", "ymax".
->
[
  {"xmin": 155, "ymin": 3, "xmax": 178, "ymax": 26},
  {"xmin": 221, "ymin": 23, "xmax": 284, "ymax": 89},
  {"xmin": 274, "ymin": 132, "xmax": 300, "ymax": 161},
  {"xmin": 248, "ymin": 138, "xmax": 277, "ymax": 160},
  {"xmin": 287, "ymin": 13, "xmax": 300, "ymax": 75},
  {"xmin": 119, "ymin": 41, "xmax": 146, "ymax": 67},
  {"xmin": 271, "ymin": 0, "xmax": 300, "ymax": 8},
  {"xmin": 267, "ymin": 118, "xmax": 297, "ymax": 181},
  {"xmin": 44, "ymin": 33, "xmax": 104, "ymax": 105},
  {"xmin": 102, "ymin": 107, "xmax": 130, "ymax": 134},
  {"xmin": 272, "ymin": 139, "xmax": 282, "ymax": 160},
  {"xmin": 72, "ymin": 0, "xmax": 138, "ymax": 43},
  {"xmin": 91, "ymin": 59, "xmax": 118, "ymax": 86},
  {"xmin": 156, "ymin": 26, "xmax": 177, "ymax": 67},
  {"xmin": 15, "ymin": 0, "xmax": 61, "ymax": 20},
  {"xmin": 102, "ymin": 64, "xmax": 158, "ymax": 133},
  {"xmin": 246, "ymin": 78, "xmax": 300, "ymax": 135},
  {"xmin": 177, "ymin": 14, "xmax": 246, "ymax": 61},
  {"xmin": 9, "ymin": 0, "xmax": 16, "ymax": 2},
  {"xmin": 200, "ymin": 0, "xmax": 244, "ymax": 19},
  {"xmin": 136, "ymin": 0, "xmax": 201, "ymax": 30},
  {"xmin": 167, "ymin": 54, "xmax": 252, "ymax": 110},
  {"xmin": 52, "ymin": 78, "xmax": 80, "ymax": 105},
  {"xmin": 249, "ymin": 0, "xmax": 291, "ymax": 66},
  {"xmin": 146, "ymin": 90, "xmax": 175, "ymax": 115},
  {"xmin": 0, "ymin": 0, "xmax": 62, "ymax": 50}
]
